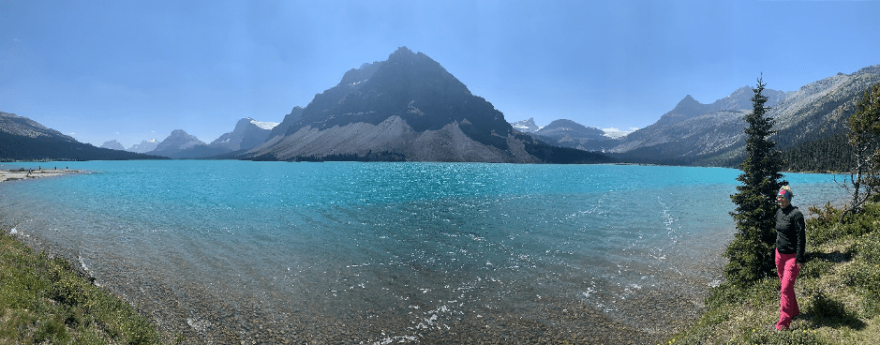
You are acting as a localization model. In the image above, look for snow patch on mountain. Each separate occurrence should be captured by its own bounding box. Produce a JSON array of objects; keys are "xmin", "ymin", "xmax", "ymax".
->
[
  {"xmin": 602, "ymin": 127, "xmax": 638, "ymax": 139},
  {"xmin": 250, "ymin": 119, "xmax": 279, "ymax": 130}
]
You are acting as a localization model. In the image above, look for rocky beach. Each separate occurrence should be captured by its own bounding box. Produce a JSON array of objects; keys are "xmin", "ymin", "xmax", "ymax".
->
[{"xmin": 0, "ymin": 166, "xmax": 81, "ymax": 183}]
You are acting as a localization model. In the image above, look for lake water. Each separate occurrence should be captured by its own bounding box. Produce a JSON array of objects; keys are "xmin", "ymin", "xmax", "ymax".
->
[{"xmin": 0, "ymin": 161, "xmax": 847, "ymax": 344}]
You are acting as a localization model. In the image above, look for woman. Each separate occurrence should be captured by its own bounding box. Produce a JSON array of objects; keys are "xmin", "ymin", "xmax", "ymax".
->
[{"xmin": 774, "ymin": 185, "xmax": 806, "ymax": 330}]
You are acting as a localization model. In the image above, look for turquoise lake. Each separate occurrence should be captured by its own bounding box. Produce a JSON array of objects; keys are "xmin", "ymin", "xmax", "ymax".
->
[{"xmin": 0, "ymin": 161, "xmax": 848, "ymax": 343}]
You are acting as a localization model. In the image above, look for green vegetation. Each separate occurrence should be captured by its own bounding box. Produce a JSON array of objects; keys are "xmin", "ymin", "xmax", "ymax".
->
[
  {"xmin": 843, "ymin": 83, "xmax": 880, "ymax": 213},
  {"xmin": 664, "ymin": 201, "xmax": 880, "ymax": 344},
  {"xmin": 0, "ymin": 230, "xmax": 178, "ymax": 345},
  {"xmin": 726, "ymin": 76, "xmax": 787, "ymax": 287}
]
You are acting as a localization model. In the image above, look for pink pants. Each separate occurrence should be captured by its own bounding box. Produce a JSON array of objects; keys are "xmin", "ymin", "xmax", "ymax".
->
[{"xmin": 775, "ymin": 249, "xmax": 800, "ymax": 330}]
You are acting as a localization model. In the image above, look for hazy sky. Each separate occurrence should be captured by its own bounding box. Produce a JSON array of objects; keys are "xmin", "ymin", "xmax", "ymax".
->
[{"xmin": 1, "ymin": 0, "xmax": 878, "ymax": 147}]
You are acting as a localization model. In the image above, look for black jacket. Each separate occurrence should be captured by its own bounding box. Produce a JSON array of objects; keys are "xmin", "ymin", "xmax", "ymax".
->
[{"xmin": 775, "ymin": 205, "xmax": 806, "ymax": 264}]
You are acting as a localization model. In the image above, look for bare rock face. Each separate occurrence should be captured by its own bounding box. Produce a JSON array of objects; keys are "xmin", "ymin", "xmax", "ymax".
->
[
  {"xmin": 607, "ymin": 64, "xmax": 880, "ymax": 165},
  {"xmin": 245, "ymin": 47, "xmax": 613, "ymax": 164},
  {"xmin": 209, "ymin": 118, "xmax": 277, "ymax": 152},
  {"xmin": 0, "ymin": 111, "xmax": 76, "ymax": 142}
]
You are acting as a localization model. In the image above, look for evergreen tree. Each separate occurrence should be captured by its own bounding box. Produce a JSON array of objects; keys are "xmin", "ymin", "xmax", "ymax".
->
[
  {"xmin": 724, "ymin": 76, "xmax": 786, "ymax": 286},
  {"xmin": 844, "ymin": 83, "xmax": 880, "ymax": 219}
]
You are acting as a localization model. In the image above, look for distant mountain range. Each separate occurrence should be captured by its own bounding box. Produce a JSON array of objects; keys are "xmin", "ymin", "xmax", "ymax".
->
[
  {"xmin": 0, "ymin": 112, "xmax": 162, "ymax": 161},
  {"xmin": 3, "ymin": 47, "xmax": 878, "ymax": 167},
  {"xmin": 607, "ymin": 66, "xmax": 880, "ymax": 165},
  {"xmin": 144, "ymin": 117, "xmax": 279, "ymax": 159},
  {"xmin": 505, "ymin": 64, "xmax": 880, "ymax": 168},
  {"xmin": 128, "ymin": 139, "xmax": 159, "ymax": 154}
]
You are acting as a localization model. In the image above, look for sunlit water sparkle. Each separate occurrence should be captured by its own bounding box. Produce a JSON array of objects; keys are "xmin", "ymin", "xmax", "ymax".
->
[{"xmin": 0, "ymin": 161, "xmax": 847, "ymax": 343}]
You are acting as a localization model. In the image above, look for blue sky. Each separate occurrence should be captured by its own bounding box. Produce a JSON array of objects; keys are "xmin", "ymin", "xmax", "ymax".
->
[{"xmin": 1, "ymin": 0, "xmax": 878, "ymax": 147}]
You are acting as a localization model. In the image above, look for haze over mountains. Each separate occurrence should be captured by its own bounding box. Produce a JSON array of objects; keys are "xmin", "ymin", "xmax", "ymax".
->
[
  {"xmin": 1, "ymin": 112, "xmax": 161, "ymax": 161},
  {"xmin": 2, "ymin": 47, "xmax": 878, "ymax": 167}
]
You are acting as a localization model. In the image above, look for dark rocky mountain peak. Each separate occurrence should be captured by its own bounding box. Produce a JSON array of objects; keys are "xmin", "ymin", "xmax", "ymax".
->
[
  {"xmin": 245, "ymin": 48, "xmax": 613, "ymax": 164},
  {"xmin": 289, "ymin": 47, "xmax": 511, "ymax": 149},
  {"xmin": 271, "ymin": 106, "xmax": 304, "ymax": 138},
  {"xmin": 209, "ymin": 117, "xmax": 276, "ymax": 151}
]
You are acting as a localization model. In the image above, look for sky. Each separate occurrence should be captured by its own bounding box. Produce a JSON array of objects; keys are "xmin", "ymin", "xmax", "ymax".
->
[{"xmin": 1, "ymin": 0, "xmax": 879, "ymax": 148}]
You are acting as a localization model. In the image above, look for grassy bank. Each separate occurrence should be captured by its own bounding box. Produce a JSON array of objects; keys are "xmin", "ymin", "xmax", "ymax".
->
[
  {"xmin": 0, "ymin": 230, "xmax": 178, "ymax": 345},
  {"xmin": 666, "ymin": 202, "xmax": 880, "ymax": 345}
]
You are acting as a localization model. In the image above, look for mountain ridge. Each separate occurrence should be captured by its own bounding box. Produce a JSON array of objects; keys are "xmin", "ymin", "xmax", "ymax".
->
[
  {"xmin": 245, "ymin": 47, "xmax": 612, "ymax": 164},
  {"xmin": 0, "ymin": 112, "xmax": 164, "ymax": 161}
]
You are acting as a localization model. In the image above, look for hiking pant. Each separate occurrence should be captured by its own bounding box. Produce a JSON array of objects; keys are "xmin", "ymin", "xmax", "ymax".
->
[{"xmin": 775, "ymin": 249, "xmax": 800, "ymax": 330}]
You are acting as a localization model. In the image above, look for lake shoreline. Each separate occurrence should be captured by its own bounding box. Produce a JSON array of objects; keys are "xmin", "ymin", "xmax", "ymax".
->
[
  {"xmin": 4, "ymin": 161, "xmax": 847, "ymax": 344},
  {"xmin": 0, "ymin": 166, "xmax": 82, "ymax": 183},
  {"xmin": 2, "ymin": 210, "xmax": 717, "ymax": 345}
]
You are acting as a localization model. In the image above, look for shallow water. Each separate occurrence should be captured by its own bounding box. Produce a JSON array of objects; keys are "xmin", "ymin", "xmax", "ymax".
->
[{"xmin": 0, "ymin": 161, "xmax": 847, "ymax": 343}]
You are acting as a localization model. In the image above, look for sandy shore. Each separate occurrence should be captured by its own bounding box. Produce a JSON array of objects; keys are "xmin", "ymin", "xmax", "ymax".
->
[{"xmin": 0, "ymin": 167, "xmax": 81, "ymax": 182}]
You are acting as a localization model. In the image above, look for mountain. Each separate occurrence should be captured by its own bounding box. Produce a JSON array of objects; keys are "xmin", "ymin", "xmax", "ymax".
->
[
  {"xmin": 511, "ymin": 118, "xmax": 540, "ymax": 133},
  {"xmin": 100, "ymin": 140, "xmax": 125, "ymax": 150},
  {"xmin": 148, "ymin": 118, "xmax": 280, "ymax": 159},
  {"xmin": 530, "ymin": 119, "xmax": 617, "ymax": 151},
  {"xmin": 609, "ymin": 65, "xmax": 880, "ymax": 166},
  {"xmin": 209, "ymin": 117, "xmax": 278, "ymax": 152},
  {"xmin": 1, "ymin": 111, "xmax": 77, "ymax": 142},
  {"xmin": 245, "ymin": 47, "xmax": 613, "ymax": 164},
  {"xmin": 148, "ymin": 130, "xmax": 208, "ymax": 158},
  {"xmin": 127, "ymin": 139, "xmax": 159, "ymax": 154},
  {"xmin": 268, "ymin": 106, "xmax": 303, "ymax": 139},
  {"xmin": 0, "ymin": 112, "xmax": 162, "ymax": 161}
]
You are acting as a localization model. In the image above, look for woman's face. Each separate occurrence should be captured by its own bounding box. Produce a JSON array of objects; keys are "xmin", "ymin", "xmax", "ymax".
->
[{"xmin": 777, "ymin": 195, "xmax": 790, "ymax": 208}]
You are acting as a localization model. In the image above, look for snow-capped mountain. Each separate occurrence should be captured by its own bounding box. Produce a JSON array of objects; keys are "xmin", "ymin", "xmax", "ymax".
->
[
  {"xmin": 511, "ymin": 118, "xmax": 541, "ymax": 133},
  {"xmin": 601, "ymin": 127, "xmax": 638, "ymax": 139},
  {"xmin": 127, "ymin": 139, "xmax": 159, "ymax": 153},
  {"xmin": 209, "ymin": 117, "xmax": 278, "ymax": 152}
]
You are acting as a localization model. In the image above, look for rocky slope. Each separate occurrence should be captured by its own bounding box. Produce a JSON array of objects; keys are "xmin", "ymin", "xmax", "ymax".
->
[
  {"xmin": 209, "ymin": 118, "xmax": 278, "ymax": 152},
  {"xmin": 607, "ymin": 65, "xmax": 880, "ymax": 165},
  {"xmin": 0, "ymin": 112, "xmax": 161, "ymax": 161},
  {"xmin": 245, "ymin": 47, "xmax": 612, "ymax": 164}
]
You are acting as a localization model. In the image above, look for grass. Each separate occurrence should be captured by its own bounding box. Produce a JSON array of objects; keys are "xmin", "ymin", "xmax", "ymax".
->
[
  {"xmin": 664, "ymin": 202, "xmax": 880, "ymax": 345},
  {"xmin": 0, "ymin": 230, "xmax": 180, "ymax": 345}
]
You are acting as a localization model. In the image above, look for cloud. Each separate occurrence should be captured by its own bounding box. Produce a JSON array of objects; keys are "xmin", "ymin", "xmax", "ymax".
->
[{"xmin": 68, "ymin": 132, "xmax": 76, "ymax": 135}]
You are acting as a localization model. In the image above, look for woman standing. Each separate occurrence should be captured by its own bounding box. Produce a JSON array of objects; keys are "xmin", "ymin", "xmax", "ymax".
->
[{"xmin": 774, "ymin": 185, "xmax": 806, "ymax": 330}]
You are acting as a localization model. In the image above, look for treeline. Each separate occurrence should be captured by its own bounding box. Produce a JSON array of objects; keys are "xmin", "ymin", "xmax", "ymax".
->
[
  {"xmin": 0, "ymin": 132, "xmax": 164, "ymax": 161},
  {"xmin": 285, "ymin": 151, "xmax": 407, "ymax": 162},
  {"xmin": 518, "ymin": 134, "xmax": 617, "ymax": 164},
  {"xmin": 780, "ymin": 132, "xmax": 853, "ymax": 172}
]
